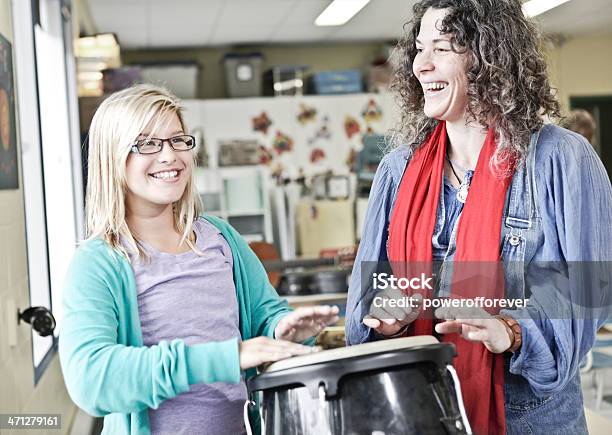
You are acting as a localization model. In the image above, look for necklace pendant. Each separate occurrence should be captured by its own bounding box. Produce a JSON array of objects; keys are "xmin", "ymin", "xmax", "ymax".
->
[{"xmin": 456, "ymin": 182, "xmax": 469, "ymax": 203}]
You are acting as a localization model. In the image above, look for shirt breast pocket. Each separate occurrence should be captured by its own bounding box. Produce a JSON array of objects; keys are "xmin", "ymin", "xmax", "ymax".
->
[
  {"xmin": 501, "ymin": 216, "xmax": 531, "ymax": 259},
  {"xmin": 501, "ymin": 216, "xmax": 531, "ymax": 300}
]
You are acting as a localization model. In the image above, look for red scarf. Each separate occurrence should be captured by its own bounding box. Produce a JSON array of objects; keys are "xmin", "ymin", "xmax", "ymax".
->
[{"xmin": 388, "ymin": 121, "xmax": 513, "ymax": 434}]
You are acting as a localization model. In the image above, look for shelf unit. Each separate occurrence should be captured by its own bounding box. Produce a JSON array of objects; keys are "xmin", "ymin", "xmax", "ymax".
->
[{"xmin": 195, "ymin": 165, "xmax": 273, "ymax": 243}]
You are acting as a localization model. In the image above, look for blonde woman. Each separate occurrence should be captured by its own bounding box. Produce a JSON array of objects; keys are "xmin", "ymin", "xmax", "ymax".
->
[{"xmin": 59, "ymin": 84, "xmax": 339, "ymax": 435}]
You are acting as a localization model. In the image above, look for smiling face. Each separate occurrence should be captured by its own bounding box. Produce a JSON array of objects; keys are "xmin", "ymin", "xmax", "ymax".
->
[
  {"xmin": 124, "ymin": 112, "xmax": 193, "ymax": 214},
  {"xmin": 413, "ymin": 7, "xmax": 470, "ymax": 123}
]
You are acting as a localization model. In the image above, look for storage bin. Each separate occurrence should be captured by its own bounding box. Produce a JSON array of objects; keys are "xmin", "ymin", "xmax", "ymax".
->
[
  {"xmin": 102, "ymin": 67, "xmax": 142, "ymax": 93},
  {"xmin": 368, "ymin": 62, "xmax": 393, "ymax": 93},
  {"xmin": 223, "ymin": 53, "xmax": 263, "ymax": 98},
  {"xmin": 311, "ymin": 69, "xmax": 363, "ymax": 95},
  {"xmin": 263, "ymin": 65, "xmax": 308, "ymax": 96},
  {"xmin": 138, "ymin": 62, "xmax": 199, "ymax": 99}
]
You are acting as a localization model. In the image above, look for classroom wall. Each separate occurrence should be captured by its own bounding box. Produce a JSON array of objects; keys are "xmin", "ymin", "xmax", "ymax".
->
[
  {"xmin": 0, "ymin": 0, "xmax": 77, "ymax": 432},
  {"xmin": 546, "ymin": 34, "xmax": 612, "ymax": 112}
]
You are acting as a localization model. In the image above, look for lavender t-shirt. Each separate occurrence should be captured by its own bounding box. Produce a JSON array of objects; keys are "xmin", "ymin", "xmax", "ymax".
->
[{"xmin": 128, "ymin": 219, "xmax": 247, "ymax": 435}]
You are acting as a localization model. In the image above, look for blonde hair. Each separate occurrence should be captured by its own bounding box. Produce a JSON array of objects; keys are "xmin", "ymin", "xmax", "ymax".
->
[{"xmin": 85, "ymin": 84, "xmax": 202, "ymax": 260}]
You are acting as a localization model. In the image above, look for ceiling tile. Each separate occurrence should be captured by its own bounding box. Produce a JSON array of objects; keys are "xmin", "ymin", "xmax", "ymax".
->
[
  {"xmin": 148, "ymin": 0, "xmax": 225, "ymax": 47},
  {"xmin": 534, "ymin": 0, "xmax": 612, "ymax": 36},
  {"xmin": 86, "ymin": 0, "xmax": 612, "ymax": 48},
  {"xmin": 270, "ymin": 24, "xmax": 336, "ymax": 43},
  {"xmin": 331, "ymin": 0, "xmax": 412, "ymax": 40},
  {"xmin": 109, "ymin": 27, "xmax": 148, "ymax": 49},
  {"xmin": 215, "ymin": 0, "xmax": 295, "ymax": 28},
  {"xmin": 88, "ymin": 0, "xmax": 147, "ymax": 30},
  {"xmin": 208, "ymin": 26, "xmax": 277, "ymax": 45},
  {"xmin": 282, "ymin": 0, "xmax": 330, "ymax": 25}
]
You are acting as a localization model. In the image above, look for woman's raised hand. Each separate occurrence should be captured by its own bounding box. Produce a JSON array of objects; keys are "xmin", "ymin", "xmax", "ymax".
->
[
  {"xmin": 434, "ymin": 306, "xmax": 512, "ymax": 354},
  {"xmin": 363, "ymin": 289, "xmax": 423, "ymax": 337},
  {"xmin": 274, "ymin": 305, "xmax": 340, "ymax": 343},
  {"xmin": 238, "ymin": 336, "xmax": 314, "ymax": 370}
]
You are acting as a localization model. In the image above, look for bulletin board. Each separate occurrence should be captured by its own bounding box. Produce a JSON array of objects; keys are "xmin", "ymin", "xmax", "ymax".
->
[
  {"xmin": 0, "ymin": 32, "xmax": 18, "ymax": 189},
  {"xmin": 183, "ymin": 93, "xmax": 399, "ymax": 179}
]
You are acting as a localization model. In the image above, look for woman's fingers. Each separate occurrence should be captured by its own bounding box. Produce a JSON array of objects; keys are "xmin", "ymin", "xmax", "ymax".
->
[
  {"xmin": 435, "ymin": 305, "xmax": 490, "ymax": 322},
  {"xmin": 365, "ymin": 290, "xmax": 423, "ymax": 336},
  {"xmin": 275, "ymin": 306, "xmax": 340, "ymax": 342},
  {"xmin": 285, "ymin": 306, "xmax": 340, "ymax": 325},
  {"xmin": 434, "ymin": 320, "xmax": 464, "ymax": 334},
  {"xmin": 433, "ymin": 316, "xmax": 511, "ymax": 353},
  {"xmin": 380, "ymin": 288, "xmax": 420, "ymax": 322},
  {"xmin": 453, "ymin": 318, "xmax": 487, "ymax": 328},
  {"xmin": 380, "ymin": 299, "xmax": 410, "ymax": 323},
  {"xmin": 278, "ymin": 326, "xmax": 296, "ymax": 341},
  {"xmin": 309, "ymin": 305, "xmax": 340, "ymax": 317},
  {"xmin": 253, "ymin": 336, "xmax": 310, "ymax": 350},
  {"xmin": 435, "ymin": 318, "xmax": 487, "ymax": 334},
  {"xmin": 363, "ymin": 290, "xmax": 424, "ymax": 336},
  {"xmin": 402, "ymin": 293, "xmax": 423, "ymax": 324},
  {"xmin": 380, "ymin": 287, "xmax": 408, "ymax": 319},
  {"xmin": 362, "ymin": 314, "xmax": 381, "ymax": 329},
  {"xmin": 296, "ymin": 305, "xmax": 339, "ymax": 319},
  {"xmin": 369, "ymin": 303, "xmax": 401, "ymax": 327},
  {"xmin": 464, "ymin": 327, "xmax": 489, "ymax": 342},
  {"xmin": 364, "ymin": 309, "xmax": 405, "ymax": 336}
]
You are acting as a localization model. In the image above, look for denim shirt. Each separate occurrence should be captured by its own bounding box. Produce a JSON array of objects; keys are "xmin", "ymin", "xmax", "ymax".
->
[
  {"xmin": 433, "ymin": 171, "xmax": 474, "ymax": 261},
  {"xmin": 345, "ymin": 124, "xmax": 612, "ymax": 433}
]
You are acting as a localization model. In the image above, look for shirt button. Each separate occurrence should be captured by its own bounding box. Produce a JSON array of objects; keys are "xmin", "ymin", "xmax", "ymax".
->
[{"xmin": 509, "ymin": 234, "xmax": 521, "ymax": 246}]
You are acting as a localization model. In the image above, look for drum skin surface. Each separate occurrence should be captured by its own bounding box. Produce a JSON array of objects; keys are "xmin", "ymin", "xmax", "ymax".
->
[{"xmin": 248, "ymin": 337, "xmax": 468, "ymax": 435}]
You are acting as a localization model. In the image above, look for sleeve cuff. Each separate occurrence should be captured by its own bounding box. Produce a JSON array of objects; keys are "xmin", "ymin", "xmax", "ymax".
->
[
  {"xmin": 268, "ymin": 311, "xmax": 290, "ymax": 339},
  {"xmin": 185, "ymin": 338, "xmax": 241, "ymax": 385},
  {"xmin": 508, "ymin": 318, "xmax": 556, "ymax": 382},
  {"xmin": 269, "ymin": 311, "xmax": 316, "ymax": 346}
]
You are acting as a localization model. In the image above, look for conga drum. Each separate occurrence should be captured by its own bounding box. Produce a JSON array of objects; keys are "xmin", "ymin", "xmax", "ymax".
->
[{"xmin": 247, "ymin": 336, "xmax": 471, "ymax": 435}]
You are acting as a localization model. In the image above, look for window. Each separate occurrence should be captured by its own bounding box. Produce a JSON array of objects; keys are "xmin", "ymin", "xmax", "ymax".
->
[{"xmin": 12, "ymin": 0, "xmax": 83, "ymax": 382}]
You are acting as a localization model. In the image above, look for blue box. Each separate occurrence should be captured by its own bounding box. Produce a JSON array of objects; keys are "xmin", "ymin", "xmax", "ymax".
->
[{"xmin": 312, "ymin": 69, "xmax": 363, "ymax": 95}]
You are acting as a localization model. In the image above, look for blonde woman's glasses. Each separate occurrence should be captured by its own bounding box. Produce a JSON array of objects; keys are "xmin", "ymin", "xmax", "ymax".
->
[{"xmin": 130, "ymin": 134, "xmax": 196, "ymax": 154}]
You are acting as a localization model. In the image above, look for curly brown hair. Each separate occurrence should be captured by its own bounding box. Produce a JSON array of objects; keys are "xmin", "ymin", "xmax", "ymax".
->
[{"xmin": 391, "ymin": 0, "xmax": 560, "ymax": 169}]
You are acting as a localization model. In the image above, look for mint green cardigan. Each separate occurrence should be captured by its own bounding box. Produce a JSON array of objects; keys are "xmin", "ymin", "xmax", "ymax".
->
[{"xmin": 59, "ymin": 215, "xmax": 292, "ymax": 434}]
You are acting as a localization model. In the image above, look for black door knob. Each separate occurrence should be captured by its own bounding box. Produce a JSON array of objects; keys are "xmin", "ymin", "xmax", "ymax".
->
[{"xmin": 18, "ymin": 306, "xmax": 56, "ymax": 337}]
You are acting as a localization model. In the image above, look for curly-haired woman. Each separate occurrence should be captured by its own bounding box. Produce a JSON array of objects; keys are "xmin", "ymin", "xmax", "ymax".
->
[{"xmin": 346, "ymin": 0, "xmax": 612, "ymax": 433}]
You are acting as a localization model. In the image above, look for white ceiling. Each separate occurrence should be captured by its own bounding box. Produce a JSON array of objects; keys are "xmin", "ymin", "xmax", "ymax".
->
[{"xmin": 85, "ymin": 0, "xmax": 612, "ymax": 49}]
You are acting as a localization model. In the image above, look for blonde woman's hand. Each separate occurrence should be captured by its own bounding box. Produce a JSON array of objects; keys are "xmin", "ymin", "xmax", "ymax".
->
[
  {"xmin": 274, "ymin": 305, "xmax": 340, "ymax": 343},
  {"xmin": 239, "ymin": 336, "xmax": 314, "ymax": 370},
  {"xmin": 434, "ymin": 306, "xmax": 512, "ymax": 354},
  {"xmin": 363, "ymin": 289, "xmax": 423, "ymax": 337}
]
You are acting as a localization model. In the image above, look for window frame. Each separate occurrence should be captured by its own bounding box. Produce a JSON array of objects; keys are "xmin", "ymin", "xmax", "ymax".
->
[{"xmin": 12, "ymin": 0, "xmax": 83, "ymax": 384}]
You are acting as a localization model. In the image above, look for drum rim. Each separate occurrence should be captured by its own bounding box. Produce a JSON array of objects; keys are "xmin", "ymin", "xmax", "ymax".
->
[
  {"xmin": 266, "ymin": 335, "xmax": 439, "ymax": 373},
  {"xmin": 247, "ymin": 342, "xmax": 456, "ymax": 399}
]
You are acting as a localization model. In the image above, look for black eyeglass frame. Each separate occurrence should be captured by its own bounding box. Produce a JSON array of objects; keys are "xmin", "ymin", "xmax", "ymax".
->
[{"xmin": 129, "ymin": 134, "xmax": 197, "ymax": 155}]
